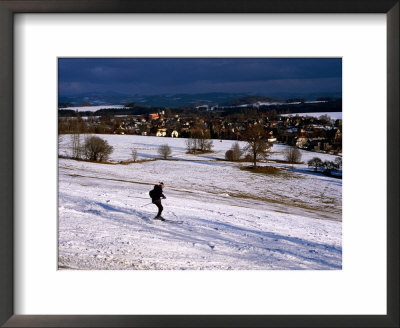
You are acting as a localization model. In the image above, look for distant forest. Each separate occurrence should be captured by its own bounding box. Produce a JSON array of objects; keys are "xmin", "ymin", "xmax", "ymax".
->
[{"xmin": 58, "ymin": 98, "xmax": 342, "ymax": 118}]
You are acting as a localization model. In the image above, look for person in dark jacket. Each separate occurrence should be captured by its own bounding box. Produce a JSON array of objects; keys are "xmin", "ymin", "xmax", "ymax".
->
[{"xmin": 150, "ymin": 182, "xmax": 166, "ymax": 220}]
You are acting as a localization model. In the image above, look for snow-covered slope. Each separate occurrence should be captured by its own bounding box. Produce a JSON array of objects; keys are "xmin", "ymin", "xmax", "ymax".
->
[{"xmin": 58, "ymin": 135, "xmax": 342, "ymax": 270}]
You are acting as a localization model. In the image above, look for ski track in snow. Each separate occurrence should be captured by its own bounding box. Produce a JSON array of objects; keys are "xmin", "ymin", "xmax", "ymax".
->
[{"xmin": 58, "ymin": 134, "xmax": 342, "ymax": 270}]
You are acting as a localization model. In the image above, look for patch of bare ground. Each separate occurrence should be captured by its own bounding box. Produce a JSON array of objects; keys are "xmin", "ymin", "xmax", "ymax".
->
[
  {"xmin": 118, "ymin": 158, "xmax": 158, "ymax": 165},
  {"xmin": 59, "ymin": 155, "xmax": 159, "ymax": 165},
  {"xmin": 270, "ymin": 159, "xmax": 304, "ymax": 165},
  {"xmin": 240, "ymin": 165, "xmax": 282, "ymax": 174},
  {"xmin": 58, "ymin": 155, "xmax": 118, "ymax": 165},
  {"xmin": 239, "ymin": 165, "xmax": 303, "ymax": 179},
  {"xmin": 185, "ymin": 150, "xmax": 214, "ymax": 155},
  {"xmin": 228, "ymin": 192, "xmax": 341, "ymax": 219}
]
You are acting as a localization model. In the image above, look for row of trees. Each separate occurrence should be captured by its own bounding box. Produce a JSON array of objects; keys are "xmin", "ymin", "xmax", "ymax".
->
[
  {"xmin": 225, "ymin": 142, "xmax": 302, "ymax": 166},
  {"xmin": 129, "ymin": 144, "xmax": 172, "ymax": 161},
  {"xmin": 64, "ymin": 125, "xmax": 271, "ymax": 166},
  {"xmin": 223, "ymin": 125, "xmax": 307, "ymax": 168},
  {"xmin": 185, "ymin": 129, "xmax": 214, "ymax": 154},
  {"xmin": 308, "ymin": 157, "xmax": 342, "ymax": 174},
  {"xmin": 67, "ymin": 133, "xmax": 174, "ymax": 162},
  {"xmin": 224, "ymin": 125, "xmax": 275, "ymax": 168},
  {"xmin": 63, "ymin": 126, "xmax": 340, "ymax": 173}
]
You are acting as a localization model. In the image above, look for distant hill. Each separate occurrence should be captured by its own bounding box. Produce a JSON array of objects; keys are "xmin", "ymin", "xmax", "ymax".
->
[
  {"xmin": 221, "ymin": 96, "xmax": 283, "ymax": 107},
  {"xmin": 58, "ymin": 91, "xmax": 341, "ymax": 109},
  {"xmin": 59, "ymin": 92, "xmax": 252, "ymax": 108}
]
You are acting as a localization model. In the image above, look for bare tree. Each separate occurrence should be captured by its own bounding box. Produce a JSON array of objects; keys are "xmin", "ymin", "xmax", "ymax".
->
[
  {"xmin": 83, "ymin": 136, "xmax": 113, "ymax": 162},
  {"xmin": 131, "ymin": 148, "xmax": 138, "ymax": 162},
  {"xmin": 196, "ymin": 129, "xmax": 213, "ymax": 152},
  {"xmin": 185, "ymin": 138, "xmax": 198, "ymax": 154},
  {"xmin": 334, "ymin": 157, "xmax": 342, "ymax": 170},
  {"xmin": 284, "ymin": 146, "xmax": 302, "ymax": 164},
  {"xmin": 225, "ymin": 142, "xmax": 243, "ymax": 161},
  {"xmin": 70, "ymin": 133, "xmax": 82, "ymax": 159},
  {"xmin": 186, "ymin": 128, "xmax": 214, "ymax": 153},
  {"xmin": 158, "ymin": 144, "xmax": 172, "ymax": 159},
  {"xmin": 243, "ymin": 125, "xmax": 272, "ymax": 168},
  {"xmin": 201, "ymin": 139, "xmax": 214, "ymax": 152},
  {"xmin": 231, "ymin": 142, "xmax": 243, "ymax": 161},
  {"xmin": 58, "ymin": 134, "xmax": 64, "ymax": 157},
  {"xmin": 318, "ymin": 114, "xmax": 332, "ymax": 125},
  {"xmin": 323, "ymin": 160, "xmax": 336, "ymax": 174}
]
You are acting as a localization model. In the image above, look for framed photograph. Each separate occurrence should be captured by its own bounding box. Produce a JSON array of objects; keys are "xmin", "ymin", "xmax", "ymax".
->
[
  {"xmin": 57, "ymin": 57, "xmax": 344, "ymax": 271},
  {"xmin": 1, "ymin": 1, "xmax": 398, "ymax": 327}
]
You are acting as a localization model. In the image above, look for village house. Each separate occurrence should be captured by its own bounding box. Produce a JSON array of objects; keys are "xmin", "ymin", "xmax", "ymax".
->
[
  {"xmin": 295, "ymin": 128, "xmax": 308, "ymax": 147},
  {"xmin": 148, "ymin": 113, "xmax": 159, "ymax": 120},
  {"xmin": 156, "ymin": 128, "xmax": 167, "ymax": 137},
  {"xmin": 296, "ymin": 136, "xmax": 308, "ymax": 148},
  {"xmin": 59, "ymin": 105, "xmax": 341, "ymax": 155},
  {"xmin": 267, "ymin": 131, "xmax": 277, "ymax": 143}
]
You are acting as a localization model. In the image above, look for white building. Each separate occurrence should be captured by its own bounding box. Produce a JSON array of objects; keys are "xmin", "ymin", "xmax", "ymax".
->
[{"xmin": 156, "ymin": 128, "xmax": 167, "ymax": 137}]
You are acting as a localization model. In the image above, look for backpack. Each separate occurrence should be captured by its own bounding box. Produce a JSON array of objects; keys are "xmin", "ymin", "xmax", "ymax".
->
[{"xmin": 149, "ymin": 187, "xmax": 156, "ymax": 198}]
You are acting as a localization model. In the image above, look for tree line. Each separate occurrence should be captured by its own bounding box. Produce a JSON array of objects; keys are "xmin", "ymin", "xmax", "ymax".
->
[
  {"xmin": 308, "ymin": 157, "xmax": 342, "ymax": 175},
  {"xmin": 61, "ymin": 126, "xmax": 341, "ymax": 178}
]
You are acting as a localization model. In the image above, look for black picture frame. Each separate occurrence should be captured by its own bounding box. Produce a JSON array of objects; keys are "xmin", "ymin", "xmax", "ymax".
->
[{"xmin": 0, "ymin": 1, "xmax": 398, "ymax": 327}]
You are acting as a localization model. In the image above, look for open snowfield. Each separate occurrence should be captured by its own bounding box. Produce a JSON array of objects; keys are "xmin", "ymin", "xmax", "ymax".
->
[
  {"xmin": 62, "ymin": 105, "xmax": 126, "ymax": 112},
  {"xmin": 280, "ymin": 112, "xmax": 342, "ymax": 120},
  {"xmin": 58, "ymin": 135, "xmax": 342, "ymax": 270}
]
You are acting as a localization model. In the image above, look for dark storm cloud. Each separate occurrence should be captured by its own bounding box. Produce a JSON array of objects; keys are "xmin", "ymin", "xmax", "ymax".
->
[{"xmin": 58, "ymin": 58, "xmax": 342, "ymax": 95}]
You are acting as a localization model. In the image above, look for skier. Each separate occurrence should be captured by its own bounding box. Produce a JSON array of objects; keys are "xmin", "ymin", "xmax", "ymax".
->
[{"xmin": 149, "ymin": 182, "xmax": 166, "ymax": 220}]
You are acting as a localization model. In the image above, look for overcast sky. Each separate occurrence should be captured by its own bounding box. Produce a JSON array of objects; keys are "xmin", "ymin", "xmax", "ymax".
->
[{"xmin": 58, "ymin": 58, "xmax": 342, "ymax": 96}]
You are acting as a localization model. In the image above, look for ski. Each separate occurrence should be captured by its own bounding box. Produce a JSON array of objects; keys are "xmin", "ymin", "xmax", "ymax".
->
[
  {"xmin": 164, "ymin": 220, "xmax": 184, "ymax": 224},
  {"xmin": 152, "ymin": 217, "xmax": 183, "ymax": 224}
]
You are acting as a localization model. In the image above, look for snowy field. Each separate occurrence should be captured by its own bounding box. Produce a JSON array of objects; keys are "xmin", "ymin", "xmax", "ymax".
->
[
  {"xmin": 62, "ymin": 105, "xmax": 126, "ymax": 112},
  {"xmin": 58, "ymin": 135, "xmax": 342, "ymax": 270},
  {"xmin": 280, "ymin": 112, "xmax": 342, "ymax": 120}
]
